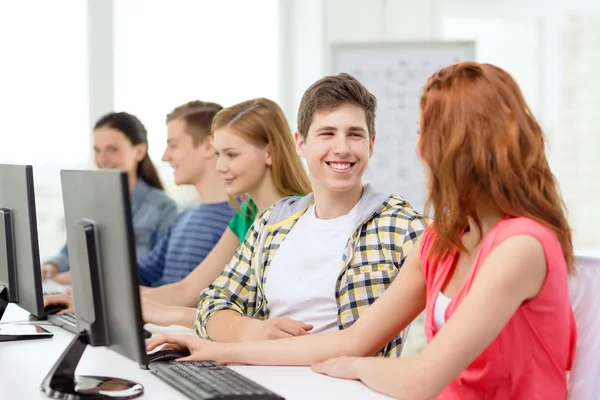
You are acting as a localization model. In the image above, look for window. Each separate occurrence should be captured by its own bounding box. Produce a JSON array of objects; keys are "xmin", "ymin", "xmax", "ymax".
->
[
  {"xmin": 0, "ymin": 2, "xmax": 89, "ymax": 165},
  {"xmin": 113, "ymin": 0, "xmax": 280, "ymax": 199},
  {"xmin": 0, "ymin": 1, "xmax": 88, "ymax": 260}
]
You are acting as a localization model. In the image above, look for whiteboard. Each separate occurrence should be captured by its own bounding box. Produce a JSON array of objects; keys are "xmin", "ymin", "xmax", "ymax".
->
[{"xmin": 330, "ymin": 41, "xmax": 475, "ymax": 214}]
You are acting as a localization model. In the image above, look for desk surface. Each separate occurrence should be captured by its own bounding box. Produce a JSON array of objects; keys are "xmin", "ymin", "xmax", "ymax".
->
[{"xmin": 0, "ymin": 304, "xmax": 391, "ymax": 400}]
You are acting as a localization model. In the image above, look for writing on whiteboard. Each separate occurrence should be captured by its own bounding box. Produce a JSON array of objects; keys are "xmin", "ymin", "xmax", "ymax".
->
[{"xmin": 331, "ymin": 42, "xmax": 475, "ymax": 213}]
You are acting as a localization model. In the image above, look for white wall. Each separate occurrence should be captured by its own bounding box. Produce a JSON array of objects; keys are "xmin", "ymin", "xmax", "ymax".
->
[
  {"xmin": 439, "ymin": 0, "xmax": 600, "ymax": 159},
  {"xmin": 278, "ymin": 0, "xmax": 326, "ymax": 132},
  {"xmin": 317, "ymin": 0, "xmax": 441, "ymax": 357},
  {"xmin": 281, "ymin": 0, "xmax": 600, "ymax": 356},
  {"xmin": 2, "ymin": 0, "xmax": 597, "ymax": 276},
  {"xmin": 283, "ymin": 0, "xmax": 599, "ymax": 251},
  {"xmin": 281, "ymin": 0, "xmax": 440, "ymax": 130}
]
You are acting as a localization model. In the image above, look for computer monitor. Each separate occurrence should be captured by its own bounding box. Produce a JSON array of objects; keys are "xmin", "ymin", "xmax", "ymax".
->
[
  {"xmin": 43, "ymin": 169, "xmax": 285, "ymax": 400},
  {"xmin": 0, "ymin": 164, "xmax": 53, "ymax": 341},
  {"xmin": 41, "ymin": 170, "xmax": 146, "ymax": 399}
]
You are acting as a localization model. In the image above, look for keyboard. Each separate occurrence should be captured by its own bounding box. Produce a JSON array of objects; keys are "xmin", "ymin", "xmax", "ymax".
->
[
  {"xmin": 48, "ymin": 312, "xmax": 78, "ymax": 333},
  {"xmin": 149, "ymin": 361, "xmax": 284, "ymax": 399},
  {"xmin": 46, "ymin": 312, "xmax": 152, "ymax": 338},
  {"xmin": 56, "ymin": 312, "xmax": 76, "ymax": 325}
]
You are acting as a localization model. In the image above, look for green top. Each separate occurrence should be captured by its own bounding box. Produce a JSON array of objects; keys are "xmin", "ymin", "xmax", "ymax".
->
[{"xmin": 228, "ymin": 199, "xmax": 259, "ymax": 242}]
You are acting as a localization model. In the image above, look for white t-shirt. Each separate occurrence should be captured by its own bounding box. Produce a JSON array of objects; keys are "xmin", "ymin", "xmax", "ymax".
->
[
  {"xmin": 433, "ymin": 291, "xmax": 451, "ymax": 330},
  {"xmin": 264, "ymin": 200, "xmax": 361, "ymax": 333}
]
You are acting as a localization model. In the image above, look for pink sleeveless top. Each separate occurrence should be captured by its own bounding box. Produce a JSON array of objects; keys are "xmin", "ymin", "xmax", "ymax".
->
[{"xmin": 420, "ymin": 217, "xmax": 577, "ymax": 399}]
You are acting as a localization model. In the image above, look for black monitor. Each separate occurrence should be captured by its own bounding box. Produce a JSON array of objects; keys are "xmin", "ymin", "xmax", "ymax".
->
[
  {"xmin": 0, "ymin": 164, "xmax": 53, "ymax": 341},
  {"xmin": 43, "ymin": 169, "xmax": 285, "ymax": 400},
  {"xmin": 41, "ymin": 170, "xmax": 147, "ymax": 399}
]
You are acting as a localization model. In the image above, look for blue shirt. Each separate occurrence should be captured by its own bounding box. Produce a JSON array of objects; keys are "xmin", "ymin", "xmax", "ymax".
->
[
  {"xmin": 137, "ymin": 202, "xmax": 234, "ymax": 287},
  {"xmin": 46, "ymin": 179, "xmax": 178, "ymax": 272}
]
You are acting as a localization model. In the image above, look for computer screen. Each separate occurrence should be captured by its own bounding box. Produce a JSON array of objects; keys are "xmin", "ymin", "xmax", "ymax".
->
[
  {"xmin": 44, "ymin": 168, "xmax": 284, "ymax": 400},
  {"xmin": 60, "ymin": 169, "xmax": 147, "ymax": 362},
  {"xmin": 41, "ymin": 169, "xmax": 148, "ymax": 398},
  {"xmin": 0, "ymin": 164, "xmax": 45, "ymax": 320}
]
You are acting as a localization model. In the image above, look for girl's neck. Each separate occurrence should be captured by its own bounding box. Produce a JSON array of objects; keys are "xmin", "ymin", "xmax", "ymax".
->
[{"xmin": 248, "ymin": 171, "xmax": 285, "ymax": 214}]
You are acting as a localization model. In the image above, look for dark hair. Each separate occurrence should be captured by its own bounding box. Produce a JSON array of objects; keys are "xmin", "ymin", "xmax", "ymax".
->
[
  {"xmin": 166, "ymin": 101, "xmax": 224, "ymax": 146},
  {"xmin": 94, "ymin": 112, "xmax": 164, "ymax": 190},
  {"xmin": 297, "ymin": 73, "xmax": 377, "ymax": 138}
]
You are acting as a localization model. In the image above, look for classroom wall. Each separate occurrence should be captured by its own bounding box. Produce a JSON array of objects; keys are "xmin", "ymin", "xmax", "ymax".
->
[
  {"xmin": 286, "ymin": 0, "xmax": 600, "ymax": 356},
  {"xmin": 3, "ymin": 0, "xmax": 598, "ymax": 265},
  {"xmin": 281, "ymin": 0, "xmax": 439, "ymax": 130},
  {"xmin": 283, "ymin": 0, "xmax": 599, "ymax": 253},
  {"xmin": 317, "ymin": 0, "xmax": 440, "ymax": 357}
]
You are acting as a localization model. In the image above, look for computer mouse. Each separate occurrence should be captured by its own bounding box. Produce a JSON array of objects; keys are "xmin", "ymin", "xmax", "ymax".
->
[
  {"xmin": 147, "ymin": 348, "xmax": 191, "ymax": 363},
  {"xmin": 143, "ymin": 327, "xmax": 152, "ymax": 339},
  {"xmin": 44, "ymin": 304, "xmax": 68, "ymax": 315}
]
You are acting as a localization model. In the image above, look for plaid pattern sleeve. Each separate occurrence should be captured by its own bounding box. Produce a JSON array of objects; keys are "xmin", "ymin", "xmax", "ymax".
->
[
  {"xmin": 194, "ymin": 210, "xmax": 271, "ymax": 339},
  {"xmin": 397, "ymin": 212, "xmax": 432, "ymax": 265},
  {"xmin": 337, "ymin": 197, "xmax": 431, "ymax": 358},
  {"xmin": 378, "ymin": 211, "xmax": 431, "ymax": 357}
]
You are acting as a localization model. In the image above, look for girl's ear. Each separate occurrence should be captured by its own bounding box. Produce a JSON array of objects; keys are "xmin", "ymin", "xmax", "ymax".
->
[{"xmin": 265, "ymin": 144, "xmax": 272, "ymax": 166}]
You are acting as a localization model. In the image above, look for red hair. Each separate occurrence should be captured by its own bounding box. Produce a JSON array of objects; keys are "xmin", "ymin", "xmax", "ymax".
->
[{"xmin": 418, "ymin": 62, "xmax": 574, "ymax": 273}]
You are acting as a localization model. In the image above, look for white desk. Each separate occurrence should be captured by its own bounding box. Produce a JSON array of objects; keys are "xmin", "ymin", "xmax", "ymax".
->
[{"xmin": 0, "ymin": 304, "xmax": 391, "ymax": 399}]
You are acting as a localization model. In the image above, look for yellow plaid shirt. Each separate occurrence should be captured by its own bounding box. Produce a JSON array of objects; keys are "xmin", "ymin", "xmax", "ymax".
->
[{"xmin": 195, "ymin": 194, "xmax": 430, "ymax": 357}]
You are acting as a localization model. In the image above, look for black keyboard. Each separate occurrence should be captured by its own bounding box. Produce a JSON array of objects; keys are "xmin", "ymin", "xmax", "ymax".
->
[
  {"xmin": 47, "ymin": 313, "xmax": 152, "ymax": 338},
  {"xmin": 149, "ymin": 361, "xmax": 285, "ymax": 400}
]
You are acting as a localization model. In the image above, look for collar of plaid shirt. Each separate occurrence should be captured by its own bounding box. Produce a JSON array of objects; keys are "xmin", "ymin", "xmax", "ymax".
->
[
  {"xmin": 251, "ymin": 184, "xmax": 391, "ymax": 293},
  {"xmin": 246, "ymin": 185, "xmax": 428, "ymax": 356}
]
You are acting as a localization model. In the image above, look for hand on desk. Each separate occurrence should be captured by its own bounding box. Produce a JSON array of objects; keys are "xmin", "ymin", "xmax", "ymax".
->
[
  {"xmin": 43, "ymin": 293, "xmax": 75, "ymax": 314},
  {"xmin": 147, "ymin": 333, "xmax": 366, "ymax": 380},
  {"xmin": 146, "ymin": 334, "xmax": 226, "ymax": 363},
  {"xmin": 243, "ymin": 317, "xmax": 313, "ymax": 341},
  {"xmin": 311, "ymin": 356, "xmax": 361, "ymax": 381}
]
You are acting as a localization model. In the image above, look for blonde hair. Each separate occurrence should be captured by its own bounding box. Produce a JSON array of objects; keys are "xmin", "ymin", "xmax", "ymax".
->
[{"xmin": 211, "ymin": 98, "xmax": 311, "ymax": 208}]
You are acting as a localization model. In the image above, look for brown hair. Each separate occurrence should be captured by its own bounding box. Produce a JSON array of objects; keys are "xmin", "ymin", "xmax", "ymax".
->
[
  {"xmin": 297, "ymin": 73, "xmax": 377, "ymax": 138},
  {"xmin": 419, "ymin": 62, "xmax": 574, "ymax": 273},
  {"xmin": 211, "ymin": 98, "xmax": 311, "ymax": 204},
  {"xmin": 166, "ymin": 100, "xmax": 223, "ymax": 146}
]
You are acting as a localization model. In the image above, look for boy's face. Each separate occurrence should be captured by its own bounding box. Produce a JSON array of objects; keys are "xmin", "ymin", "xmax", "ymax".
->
[
  {"xmin": 295, "ymin": 103, "xmax": 375, "ymax": 195},
  {"xmin": 162, "ymin": 118, "xmax": 213, "ymax": 185}
]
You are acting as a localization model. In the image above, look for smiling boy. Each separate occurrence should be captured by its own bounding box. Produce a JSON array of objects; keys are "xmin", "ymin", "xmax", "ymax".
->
[
  {"xmin": 195, "ymin": 73, "xmax": 429, "ymax": 357},
  {"xmin": 135, "ymin": 101, "xmax": 234, "ymax": 286}
]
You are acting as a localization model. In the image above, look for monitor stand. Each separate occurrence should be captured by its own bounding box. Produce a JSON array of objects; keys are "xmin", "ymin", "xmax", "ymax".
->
[
  {"xmin": 0, "ymin": 285, "xmax": 9, "ymax": 321},
  {"xmin": 0, "ymin": 286, "xmax": 54, "ymax": 342},
  {"xmin": 41, "ymin": 331, "xmax": 144, "ymax": 399}
]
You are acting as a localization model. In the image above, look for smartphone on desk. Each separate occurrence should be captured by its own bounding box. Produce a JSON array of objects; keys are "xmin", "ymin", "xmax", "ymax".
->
[{"xmin": 0, "ymin": 325, "xmax": 54, "ymax": 342}]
